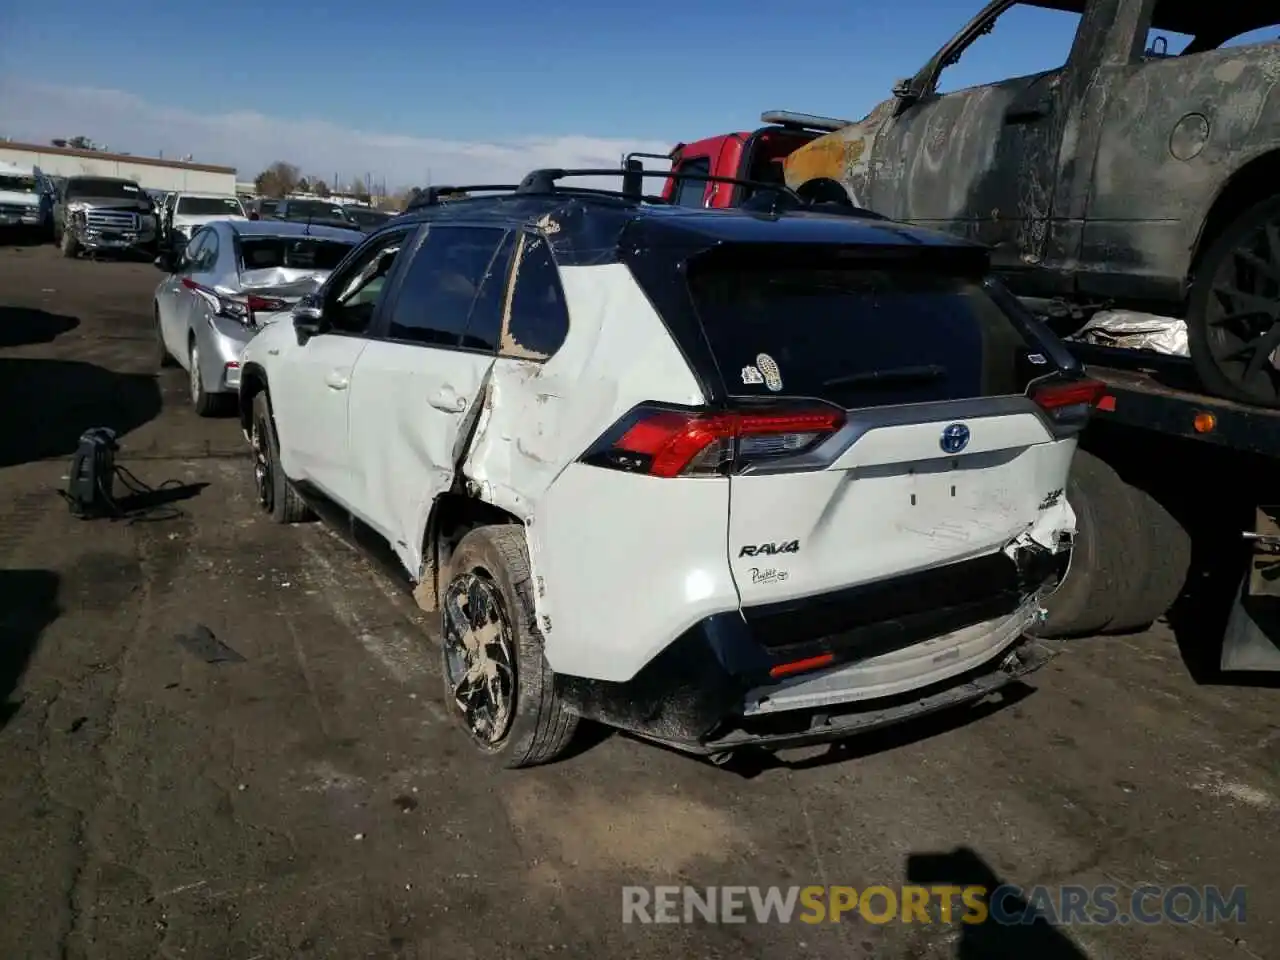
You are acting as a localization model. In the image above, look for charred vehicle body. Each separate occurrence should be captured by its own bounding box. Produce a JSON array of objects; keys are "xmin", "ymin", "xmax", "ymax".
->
[
  {"xmin": 779, "ymin": 0, "xmax": 1280, "ymax": 409},
  {"xmin": 54, "ymin": 175, "xmax": 157, "ymax": 258},
  {"xmin": 237, "ymin": 168, "xmax": 1092, "ymax": 766}
]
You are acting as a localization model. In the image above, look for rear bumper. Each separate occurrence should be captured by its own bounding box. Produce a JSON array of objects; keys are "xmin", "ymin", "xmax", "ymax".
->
[{"xmin": 555, "ymin": 546, "xmax": 1068, "ymax": 755}]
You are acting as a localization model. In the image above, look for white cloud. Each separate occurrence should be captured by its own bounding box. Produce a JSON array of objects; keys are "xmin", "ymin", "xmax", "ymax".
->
[{"xmin": 0, "ymin": 78, "xmax": 673, "ymax": 192}]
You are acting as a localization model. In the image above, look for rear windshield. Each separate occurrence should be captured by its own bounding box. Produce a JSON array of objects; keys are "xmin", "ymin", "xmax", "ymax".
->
[
  {"xmin": 65, "ymin": 179, "xmax": 141, "ymax": 200},
  {"xmin": 285, "ymin": 200, "xmax": 346, "ymax": 220},
  {"xmin": 257, "ymin": 199, "xmax": 278, "ymax": 214},
  {"xmin": 239, "ymin": 237, "xmax": 355, "ymax": 272},
  {"xmin": 178, "ymin": 196, "xmax": 244, "ymax": 216},
  {"xmin": 345, "ymin": 207, "xmax": 391, "ymax": 227},
  {"xmin": 687, "ymin": 263, "xmax": 1047, "ymax": 408}
]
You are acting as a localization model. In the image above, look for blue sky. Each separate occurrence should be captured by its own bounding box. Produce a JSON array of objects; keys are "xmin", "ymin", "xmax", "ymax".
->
[
  {"xmin": 0, "ymin": 1, "xmax": 1275, "ymax": 187},
  {"xmin": 3, "ymin": 0, "xmax": 1090, "ymax": 141}
]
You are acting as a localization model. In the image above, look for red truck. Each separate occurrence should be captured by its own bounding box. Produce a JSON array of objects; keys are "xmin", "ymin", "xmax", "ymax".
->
[{"xmin": 646, "ymin": 112, "xmax": 848, "ymax": 209}]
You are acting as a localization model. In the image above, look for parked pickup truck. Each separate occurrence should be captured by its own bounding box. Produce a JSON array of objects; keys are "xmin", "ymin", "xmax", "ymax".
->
[
  {"xmin": 781, "ymin": 0, "xmax": 1280, "ymax": 408},
  {"xmin": 53, "ymin": 175, "xmax": 158, "ymax": 258}
]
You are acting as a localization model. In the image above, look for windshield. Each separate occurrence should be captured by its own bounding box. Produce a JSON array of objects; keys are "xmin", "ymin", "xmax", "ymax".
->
[
  {"xmin": 345, "ymin": 207, "xmax": 391, "ymax": 227},
  {"xmin": 177, "ymin": 196, "xmax": 245, "ymax": 217},
  {"xmin": 0, "ymin": 175, "xmax": 38, "ymax": 193},
  {"xmin": 239, "ymin": 237, "xmax": 356, "ymax": 272},
  {"xmin": 65, "ymin": 178, "xmax": 143, "ymax": 201},
  {"xmin": 286, "ymin": 200, "xmax": 346, "ymax": 220}
]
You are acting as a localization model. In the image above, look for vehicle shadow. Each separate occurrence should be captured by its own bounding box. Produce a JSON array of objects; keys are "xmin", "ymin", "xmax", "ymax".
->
[
  {"xmin": 0, "ymin": 569, "xmax": 60, "ymax": 729},
  {"xmin": 0, "ymin": 358, "xmax": 162, "ymax": 468},
  {"xmin": 0, "ymin": 306, "xmax": 79, "ymax": 348},
  {"xmin": 905, "ymin": 846, "xmax": 1090, "ymax": 959}
]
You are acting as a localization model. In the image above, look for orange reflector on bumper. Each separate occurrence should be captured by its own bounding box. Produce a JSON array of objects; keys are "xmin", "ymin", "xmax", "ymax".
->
[
  {"xmin": 1193, "ymin": 412, "xmax": 1216, "ymax": 433},
  {"xmin": 769, "ymin": 653, "xmax": 836, "ymax": 680}
]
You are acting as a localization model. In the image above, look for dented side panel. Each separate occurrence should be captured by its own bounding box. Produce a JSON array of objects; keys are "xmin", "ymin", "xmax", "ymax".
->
[{"xmin": 458, "ymin": 261, "xmax": 717, "ymax": 676}]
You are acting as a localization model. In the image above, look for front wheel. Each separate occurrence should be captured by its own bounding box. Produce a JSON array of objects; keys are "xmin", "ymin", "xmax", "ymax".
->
[
  {"xmin": 60, "ymin": 229, "xmax": 78, "ymax": 259},
  {"xmin": 440, "ymin": 525, "xmax": 579, "ymax": 768},
  {"xmin": 1187, "ymin": 194, "xmax": 1280, "ymax": 406},
  {"xmin": 249, "ymin": 391, "xmax": 312, "ymax": 523}
]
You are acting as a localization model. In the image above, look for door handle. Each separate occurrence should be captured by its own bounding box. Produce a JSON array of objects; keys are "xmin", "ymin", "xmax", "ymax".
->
[
  {"xmin": 325, "ymin": 369, "xmax": 350, "ymax": 391},
  {"xmin": 428, "ymin": 385, "xmax": 467, "ymax": 413},
  {"xmin": 1004, "ymin": 97, "xmax": 1052, "ymax": 124}
]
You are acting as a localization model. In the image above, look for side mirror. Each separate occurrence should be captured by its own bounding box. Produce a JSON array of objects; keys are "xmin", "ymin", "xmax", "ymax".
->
[
  {"xmin": 892, "ymin": 77, "xmax": 915, "ymax": 99},
  {"xmin": 153, "ymin": 252, "xmax": 175, "ymax": 272},
  {"xmin": 292, "ymin": 296, "xmax": 327, "ymax": 342}
]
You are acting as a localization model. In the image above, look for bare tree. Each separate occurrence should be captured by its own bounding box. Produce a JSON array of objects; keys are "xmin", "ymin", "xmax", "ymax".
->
[
  {"xmin": 254, "ymin": 161, "xmax": 302, "ymax": 198},
  {"xmin": 314, "ymin": 179, "xmax": 331, "ymax": 198},
  {"xmin": 349, "ymin": 176, "xmax": 371, "ymax": 203}
]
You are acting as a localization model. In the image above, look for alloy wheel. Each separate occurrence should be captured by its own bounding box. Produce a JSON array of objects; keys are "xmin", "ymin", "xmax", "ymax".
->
[
  {"xmin": 442, "ymin": 571, "xmax": 516, "ymax": 745},
  {"xmin": 1203, "ymin": 216, "xmax": 1280, "ymax": 400},
  {"xmin": 189, "ymin": 345, "xmax": 202, "ymax": 404},
  {"xmin": 250, "ymin": 414, "xmax": 273, "ymax": 512}
]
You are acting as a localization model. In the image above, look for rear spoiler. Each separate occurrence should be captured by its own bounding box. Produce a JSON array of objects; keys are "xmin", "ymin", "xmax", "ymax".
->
[{"xmin": 759, "ymin": 111, "xmax": 852, "ymax": 133}]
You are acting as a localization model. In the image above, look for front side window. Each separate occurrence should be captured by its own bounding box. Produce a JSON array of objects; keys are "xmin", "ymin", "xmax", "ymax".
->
[
  {"xmin": 384, "ymin": 226, "xmax": 508, "ymax": 347},
  {"xmin": 931, "ymin": 3, "xmax": 1081, "ymax": 94},
  {"xmin": 325, "ymin": 228, "xmax": 415, "ymax": 334},
  {"xmin": 500, "ymin": 233, "xmax": 569, "ymax": 361}
]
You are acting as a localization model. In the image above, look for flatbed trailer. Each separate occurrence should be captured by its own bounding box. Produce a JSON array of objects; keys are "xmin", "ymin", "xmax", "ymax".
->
[{"xmin": 1053, "ymin": 341, "xmax": 1280, "ymax": 672}]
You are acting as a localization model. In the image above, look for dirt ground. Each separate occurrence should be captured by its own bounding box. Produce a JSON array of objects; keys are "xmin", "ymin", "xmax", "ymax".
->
[{"xmin": 0, "ymin": 241, "xmax": 1277, "ymax": 960}]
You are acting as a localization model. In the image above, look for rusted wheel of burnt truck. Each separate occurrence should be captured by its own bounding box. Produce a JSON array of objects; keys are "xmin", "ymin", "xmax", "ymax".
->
[{"xmin": 1188, "ymin": 194, "xmax": 1280, "ymax": 407}]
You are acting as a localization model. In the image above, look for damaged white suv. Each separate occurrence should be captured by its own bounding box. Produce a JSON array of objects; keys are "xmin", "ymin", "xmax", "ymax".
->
[{"xmin": 238, "ymin": 169, "xmax": 1098, "ymax": 767}]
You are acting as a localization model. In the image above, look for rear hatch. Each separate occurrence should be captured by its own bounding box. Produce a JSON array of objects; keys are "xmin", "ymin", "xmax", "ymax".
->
[{"xmin": 683, "ymin": 245, "xmax": 1078, "ymax": 613}]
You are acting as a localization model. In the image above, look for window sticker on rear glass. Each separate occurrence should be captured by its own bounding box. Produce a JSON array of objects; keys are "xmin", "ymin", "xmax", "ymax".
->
[
  {"xmin": 741, "ymin": 364, "xmax": 764, "ymax": 385},
  {"xmin": 756, "ymin": 353, "xmax": 783, "ymax": 392}
]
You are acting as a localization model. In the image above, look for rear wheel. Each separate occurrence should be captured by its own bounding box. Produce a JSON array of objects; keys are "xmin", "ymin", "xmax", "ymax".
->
[
  {"xmin": 189, "ymin": 342, "xmax": 225, "ymax": 417},
  {"xmin": 155, "ymin": 307, "xmax": 176, "ymax": 368},
  {"xmin": 440, "ymin": 525, "xmax": 578, "ymax": 768},
  {"xmin": 1188, "ymin": 194, "xmax": 1280, "ymax": 406}
]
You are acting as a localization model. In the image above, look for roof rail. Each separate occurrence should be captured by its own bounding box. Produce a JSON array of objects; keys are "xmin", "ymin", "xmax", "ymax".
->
[
  {"xmin": 405, "ymin": 184, "xmax": 518, "ymax": 210},
  {"xmin": 514, "ymin": 167, "xmax": 805, "ymax": 204},
  {"xmin": 759, "ymin": 110, "xmax": 851, "ymax": 133}
]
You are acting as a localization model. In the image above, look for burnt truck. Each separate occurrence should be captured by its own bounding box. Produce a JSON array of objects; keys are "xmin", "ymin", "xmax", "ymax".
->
[
  {"xmin": 655, "ymin": 0, "xmax": 1280, "ymax": 672},
  {"xmin": 53, "ymin": 175, "xmax": 158, "ymax": 259}
]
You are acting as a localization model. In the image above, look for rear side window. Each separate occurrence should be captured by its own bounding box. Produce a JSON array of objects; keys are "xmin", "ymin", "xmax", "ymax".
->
[
  {"xmin": 671, "ymin": 157, "xmax": 711, "ymax": 207},
  {"xmin": 385, "ymin": 225, "xmax": 508, "ymax": 347},
  {"xmin": 501, "ymin": 233, "xmax": 569, "ymax": 360},
  {"xmin": 687, "ymin": 262, "xmax": 1045, "ymax": 408}
]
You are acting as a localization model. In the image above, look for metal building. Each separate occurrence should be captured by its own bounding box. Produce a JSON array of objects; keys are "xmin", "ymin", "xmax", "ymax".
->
[{"xmin": 0, "ymin": 141, "xmax": 236, "ymax": 193}]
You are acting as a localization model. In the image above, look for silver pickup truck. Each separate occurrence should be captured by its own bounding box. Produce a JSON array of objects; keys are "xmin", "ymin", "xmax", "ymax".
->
[{"xmin": 53, "ymin": 175, "xmax": 158, "ymax": 258}]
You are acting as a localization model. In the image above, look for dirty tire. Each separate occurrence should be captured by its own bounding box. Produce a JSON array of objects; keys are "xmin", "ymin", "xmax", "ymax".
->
[
  {"xmin": 251, "ymin": 390, "xmax": 312, "ymax": 523},
  {"xmin": 1101, "ymin": 483, "xmax": 1191, "ymax": 634},
  {"xmin": 60, "ymin": 229, "xmax": 78, "ymax": 258},
  {"xmin": 1187, "ymin": 193, "xmax": 1280, "ymax": 407},
  {"xmin": 155, "ymin": 306, "xmax": 177, "ymax": 368},
  {"xmin": 440, "ymin": 525, "xmax": 578, "ymax": 768},
  {"xmin": 1035, "ymin": 451, "xmax": 1133, "ymax": 638}
]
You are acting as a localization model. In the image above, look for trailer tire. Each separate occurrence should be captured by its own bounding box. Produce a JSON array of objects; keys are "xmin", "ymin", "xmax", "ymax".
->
[
  {"xmin": 1035, "ymin": 451, "xmax": 1130, "ymax": 637},
  {"xmin": 1101, "ymin": 484, "xmax": 1191, "ymax": 634}
]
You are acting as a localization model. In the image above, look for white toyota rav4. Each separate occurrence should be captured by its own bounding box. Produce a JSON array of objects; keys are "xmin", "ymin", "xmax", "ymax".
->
[{"xmin": 238, "ymin": 169, "xmax": 1099, "ymax": 767}]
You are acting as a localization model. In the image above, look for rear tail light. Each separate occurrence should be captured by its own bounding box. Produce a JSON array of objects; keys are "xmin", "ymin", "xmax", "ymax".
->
[
  {"xmin": 1029, "ymin": 377, "xmax": 1106, "ymax": 420},
  {"xmin": 182, "ymin": 278, "xmax": 283, "ymax": 325},
  {"xmin": 580, "ymin": 403, "xmax": 846, "ymax": 478}
]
